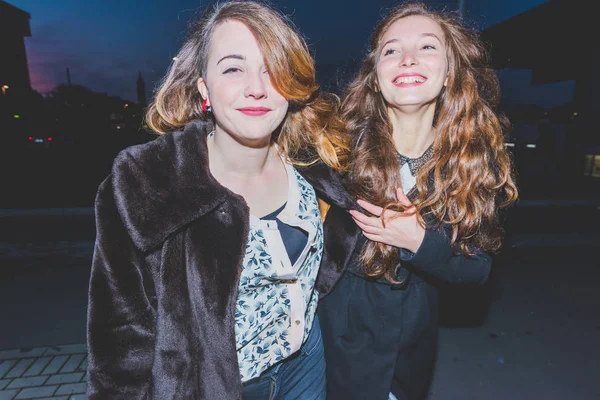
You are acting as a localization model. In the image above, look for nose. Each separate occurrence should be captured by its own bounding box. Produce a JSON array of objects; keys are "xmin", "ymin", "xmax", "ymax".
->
[
  {"xmin": 244, "ymin": 70, "xmax": 267, "ymax": 99},
  {"xmin": 399, "ymin": 50, "xmax": 418, "ymax": 67}
]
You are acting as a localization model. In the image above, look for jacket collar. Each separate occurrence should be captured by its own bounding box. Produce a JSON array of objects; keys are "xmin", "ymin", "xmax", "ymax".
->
[
  {"xmin": 110, "ymin": 120, "xmax": 358, "ymax": 252},
  {"xmin": 111, "ymin": 121, "xmax": 236, "ymax": 252}
]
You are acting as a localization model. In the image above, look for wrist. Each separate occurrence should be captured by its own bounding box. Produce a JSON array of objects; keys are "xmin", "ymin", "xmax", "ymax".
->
[{"xmin": 407, "ymin": 225, "xmax": 426, "ymax": 253}]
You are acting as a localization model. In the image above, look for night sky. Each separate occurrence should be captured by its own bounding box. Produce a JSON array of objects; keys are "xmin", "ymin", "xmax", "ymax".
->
[{"xmin": 9, "ymin": 0, "xmax": 573, "ymax": 107}]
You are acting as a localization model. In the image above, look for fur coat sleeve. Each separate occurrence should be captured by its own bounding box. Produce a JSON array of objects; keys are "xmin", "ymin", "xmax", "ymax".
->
[
  {"xmin": 86, "ymin": 177, "xmax": 157, "ymax": 399},
  {"xmin": 86, "ymin": 121, "xmax": 246, "ymax": 399}
]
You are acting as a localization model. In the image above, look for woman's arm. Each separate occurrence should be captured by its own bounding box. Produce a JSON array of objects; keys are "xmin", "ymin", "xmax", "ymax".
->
[
  {"xmin": 86, "ymin": 177, "xmax": 156, "ymax": 399},
  {"xmin": 351, "ymin": 189, "xmax": 491, "ymax": 285},
  {"xmin": 297, "ymin": 161, "xmax": 358, "ymax": 212},
  {"xmin": 398, "ymin": 227, "xmax": 491, "ymax": 284}
]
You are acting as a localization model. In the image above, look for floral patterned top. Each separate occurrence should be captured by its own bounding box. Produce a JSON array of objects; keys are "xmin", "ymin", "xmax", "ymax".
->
[{"xmin": 235, "ymin": 160, "xmax": 323, "ymax": 382}]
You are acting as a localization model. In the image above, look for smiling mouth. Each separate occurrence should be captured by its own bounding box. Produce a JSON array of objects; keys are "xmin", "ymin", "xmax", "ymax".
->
[
  {"xmin": 237, "ymin": 107, "xmax": 271, "ymax": 116},
  {"xmin": 393, "ymin": 76, "xmax": 426, "ymax": 85}
]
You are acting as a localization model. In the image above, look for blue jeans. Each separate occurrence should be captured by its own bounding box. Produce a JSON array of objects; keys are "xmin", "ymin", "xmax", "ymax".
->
[{"xmin": 242, "ymin": 316, "xmax": 326, "ymax": 400}]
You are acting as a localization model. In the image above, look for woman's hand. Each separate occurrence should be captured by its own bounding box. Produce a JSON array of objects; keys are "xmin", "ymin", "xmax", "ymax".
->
[{"xmin": 349, "ymin": 188, "xmax": 425, "ymax": 253}]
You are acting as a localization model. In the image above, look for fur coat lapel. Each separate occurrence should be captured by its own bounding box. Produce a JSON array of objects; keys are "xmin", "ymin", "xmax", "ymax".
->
[
  {"xmin": 111, "ymin": 121, "xmax": 237, "ymax": 253},
  {"xmin": 112, "ymin": 120, "xmax": 357, "ymax": 253}
]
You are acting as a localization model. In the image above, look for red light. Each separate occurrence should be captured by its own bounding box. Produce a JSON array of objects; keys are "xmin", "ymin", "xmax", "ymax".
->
[
  {"xmin": 28, "ymin": 136, "xmax": 33, "ymax": 140},
  {"xmin": 47, "ymin": 137, "xmax": 53, "ymax": 141}
]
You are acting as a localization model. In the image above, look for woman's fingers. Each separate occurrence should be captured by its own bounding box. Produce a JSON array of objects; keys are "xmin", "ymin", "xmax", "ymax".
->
[
  {"xmin": 396, "ymin": 188, "xmax": 413, "ymax": 207},
  {"xmin": 352, "ymin": 217, "xmax": 380, "ymax": 235},
  {"xmin": 356, "ymin": 199, "xmax": 383, "ymax": 217},
  {"xmin": 349, "ymin": 210, "xmax": 381, "ymax": 228},
  {"xmin": 396, "ymin": 188, "xmax": 417, "ymax": 215},
  {"xmin": 351, "ymin": 205, "xmax": 406, "ymax": 229},
  {"xmin": 362, "ymin": 231, "xmax": 384, "ymax": 243},
  {"xmin": 358, "ymin": 192, "xmax": 415, "ymax": 217}
]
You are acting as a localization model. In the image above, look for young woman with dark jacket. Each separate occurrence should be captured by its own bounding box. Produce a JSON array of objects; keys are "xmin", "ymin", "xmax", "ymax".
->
[{"xmin": 311, "ymin": 3, "xmax": 518, "ymax": 399}]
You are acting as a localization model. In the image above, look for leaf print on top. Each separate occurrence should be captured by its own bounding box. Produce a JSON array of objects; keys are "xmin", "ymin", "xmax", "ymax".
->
[{"xmin": 234, "ymin": 167, "xmax": 323, "ymax": 382}]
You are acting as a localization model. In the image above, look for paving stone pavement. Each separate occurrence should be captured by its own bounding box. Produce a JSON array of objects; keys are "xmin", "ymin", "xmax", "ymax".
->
[{"xmin": 0, "ymin": 344, "xmax": 86, "ymax": 400}]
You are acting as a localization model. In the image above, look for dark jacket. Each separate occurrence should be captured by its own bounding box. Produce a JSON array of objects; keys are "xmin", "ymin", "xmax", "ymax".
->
[
  {"xmin": 308, "ymin": 182, "xmax": 493, "ymax": 291},
  {"xmin": 85, "ymin": 121, "xmax": 354, "ymax": 399},
  {"xmin": 309, "ymin": 180, "xmax": 493, "ymax": 400}
]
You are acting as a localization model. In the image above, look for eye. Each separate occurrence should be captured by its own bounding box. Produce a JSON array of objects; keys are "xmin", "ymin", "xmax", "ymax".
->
[
  {"xmin": 223, "ymin": 67, "xmax": 242, "ymax": 74},
  {"xmin": 422, "ymin": 44, "xmax": 437, "ymax": 50},
  {"xmin": 383, "ymin": 48, "xmax": 398, "ymax": 56}
]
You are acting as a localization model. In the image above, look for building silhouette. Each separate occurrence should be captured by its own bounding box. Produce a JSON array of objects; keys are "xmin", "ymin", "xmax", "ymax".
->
[
  {"xmin": 0, "ymin": 1, "xmax": 31, "ymax": 91},
  {"xmin": 0, "ymin": 1, "xmax": 34, "ymax": 145},
  {"xmin": 482, "ymin": 0, "xmax": 600, "ymax": 197}
]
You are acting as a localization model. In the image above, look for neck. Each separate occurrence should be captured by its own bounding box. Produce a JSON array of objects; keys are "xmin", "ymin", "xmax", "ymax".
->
[
  {"xmin": 388, "ymin": 104, "xmax": 436, "ymax": 158},
  {"xmin": 208, "ymin": 127, "xmax": 277, "ymax": 178}
]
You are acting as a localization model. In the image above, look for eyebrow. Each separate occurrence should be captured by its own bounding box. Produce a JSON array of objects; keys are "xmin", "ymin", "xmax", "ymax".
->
[
  {"xmin": 381, "ymin": 33, "xmax": 443, "ymax": 48},
  {"xmin": 421, "ymin": 33, "xmax": 442, "ymax": 42},
  {"xmin": 216, "ymin": 54, "xmax": 245, "ymax": 65}
]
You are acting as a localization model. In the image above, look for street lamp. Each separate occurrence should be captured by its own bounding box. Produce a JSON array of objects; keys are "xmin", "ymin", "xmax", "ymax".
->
[{"xmin": 1, "ymin": 85, "xmax": 8, "ymax": 95}]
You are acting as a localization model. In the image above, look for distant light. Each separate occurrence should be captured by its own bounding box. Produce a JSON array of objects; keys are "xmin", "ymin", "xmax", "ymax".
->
[
  {"xmin": 47, "ymin": 137, "xmax": 53, "ymax": 141},
  {"xmin": 28, "ymin": 136, "xmax": 33, "ymax": 141},
  {"xmin": 505, "ymin": 143, "xmax": 515, "ymax": 147},
  {"xmin": 124, "ymin": 103, "xmax": 129, "ymax": 109},
  {"xmin": 573, "ymin": 112, "xmax": 578, "ymax": 116},
  {"xmin": 526, "ymin": 144, "xmax": 536, "ymax": 148},
  {"xmin": 13, "ymin": 114, "xmax": 20, "ymax": 119},
  {"xmin": 116, "ymin": 125, "xmax": 121, "ymax": 130},
  {"xmin": 1, "ymin": 85, "xmax": 8, "ymax": 89}
]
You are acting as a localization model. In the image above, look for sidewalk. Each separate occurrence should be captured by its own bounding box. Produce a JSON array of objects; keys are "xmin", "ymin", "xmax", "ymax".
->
[
  {"xmin": 1, "ymin": 201, "xmax": 599, "ymax": 399},
  {"xmin": 0, "ymin": 345, "xmax": 86, "ymax": 400},
  {"xmin": 427, "ymin": 244, "xmax": 600, "ymax": 400}
]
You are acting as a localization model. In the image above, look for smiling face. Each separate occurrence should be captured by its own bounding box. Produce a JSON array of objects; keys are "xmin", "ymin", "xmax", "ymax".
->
[
  {"xmin": 376, "ymin": 15, "xmax": 449, "ymax": 111},
  {"xmin": 197, "ymin": 20, "xmax": 289, "ymax": 145}
]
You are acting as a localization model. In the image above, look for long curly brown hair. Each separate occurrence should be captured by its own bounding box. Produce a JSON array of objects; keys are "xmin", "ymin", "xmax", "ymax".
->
[
  {"xmin": 145, "ymin": 1, "xmax": 349, "ymax": 170},
  {"xmin": 344, "ymin": 2, "xmax": 518, "ymax": 281}
]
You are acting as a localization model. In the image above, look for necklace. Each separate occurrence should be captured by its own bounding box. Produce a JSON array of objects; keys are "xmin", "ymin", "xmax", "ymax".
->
[{"xmin": 398, "ymin": 144, "xmax": 434, "ymax": 176}]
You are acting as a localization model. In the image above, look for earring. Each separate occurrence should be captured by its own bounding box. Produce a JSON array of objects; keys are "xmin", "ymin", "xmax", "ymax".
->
[{"xmin": 202, "ymin": 99, "xmax": 211, "ymax": 113}]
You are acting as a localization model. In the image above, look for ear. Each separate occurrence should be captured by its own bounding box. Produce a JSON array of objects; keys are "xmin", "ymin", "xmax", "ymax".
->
[{"xmin": 197, "ymin": 78, "xmax": 210, "ymax": 105}]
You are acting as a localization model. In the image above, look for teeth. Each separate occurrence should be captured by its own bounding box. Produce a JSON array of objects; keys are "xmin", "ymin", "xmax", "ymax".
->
[{"xmin": 394, "ymin": 76, "xmax": 425, "ymax": 84}]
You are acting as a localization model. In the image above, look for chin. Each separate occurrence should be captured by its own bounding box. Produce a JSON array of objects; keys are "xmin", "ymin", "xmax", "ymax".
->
[
  {"xmin": 391, "ymin": 96, "xmax": 438, "ymax": 108},
  {"xmin": 235, "ymin": 129, "xmax": 277, "ymax": 145}
]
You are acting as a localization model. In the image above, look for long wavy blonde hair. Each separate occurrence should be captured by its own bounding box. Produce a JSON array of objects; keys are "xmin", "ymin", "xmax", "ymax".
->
[
  {"xmin": 145, "ymin": 1, "xmax": 349, "ymax": 170},
  {"xmin": 344, "ymin": 2, "xmax": 518, "ymax": 281}
]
